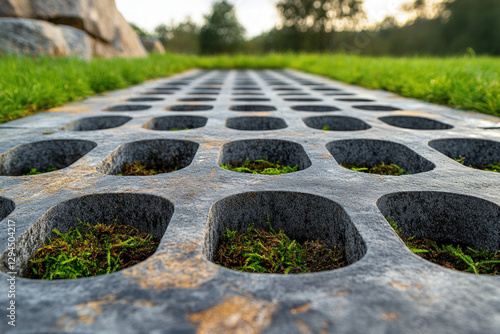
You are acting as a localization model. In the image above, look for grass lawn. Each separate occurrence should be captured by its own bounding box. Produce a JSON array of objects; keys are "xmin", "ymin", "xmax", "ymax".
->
[{"xmin": 0, "ymin": 53, "xmax": 499, "ymax": 123}]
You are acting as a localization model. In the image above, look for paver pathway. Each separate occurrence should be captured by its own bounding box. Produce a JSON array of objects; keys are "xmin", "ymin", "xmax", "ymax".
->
[{"xmin": 1, "ymin": 70, "xmax": 499, "ymax": 333}]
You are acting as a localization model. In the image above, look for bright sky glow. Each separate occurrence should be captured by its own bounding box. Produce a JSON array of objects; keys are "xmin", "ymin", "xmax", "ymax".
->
[{"xmin": 116, "ymin": 0, "xmax": 416, "ymax": 38}]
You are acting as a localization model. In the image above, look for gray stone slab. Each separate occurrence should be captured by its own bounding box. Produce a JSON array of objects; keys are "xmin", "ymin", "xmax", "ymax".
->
[{"xmin": 0, "ymin": 69, "xmax": 499, "ymax": 334}]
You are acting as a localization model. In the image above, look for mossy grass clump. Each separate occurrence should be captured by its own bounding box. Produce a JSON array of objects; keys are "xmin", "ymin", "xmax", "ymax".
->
[
  {"xmin": 23, "ymin": 167, "xmax": 57, "ymax": 175},
  {"xmin": 322, "ymin": 125, "xmax": 331, "ymax": 130},
  {"xmin": 169, "ymin": 127, "xmax": 190, "ymax": 131},
  {"xmin": 119, "ymin": 161, "xmax": 178, "ymax": 176},
  {"xmin": 454, "ymin": 156, "xmax": 500, "ymax": 172},
  {"xmin": 214, "ymin": 218, "xmax": 346, "ymax": 274},
  {"xmin": 388, "ymin": 216, "xmax": 500, "ymax": 275},
  {"xmin": 341, "ymin": 162, "xmax": 408, "ymax": 175},
  {"xmin": 220, "ymin": 158, "xmax": 298, "ymax": 175},
  {"xmin": 28, "ymin": 219, "xmax": 159, "ymax": 280}
]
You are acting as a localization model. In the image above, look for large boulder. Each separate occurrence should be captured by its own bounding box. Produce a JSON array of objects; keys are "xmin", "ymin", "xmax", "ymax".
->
[
  {"xmin": 59, "ymin": 24, "xmax": 92, "ymax": 59},
  {"xmin": 0, "ymin": 18, "xmax": 71, "ymax": 57},
  {"xmin": 0, "ymin": 0, "xmax": 147, "ymax": 58},
  {"xmin": 0, "ymin": 0, "xmax": 33, "ymax": 17},
  {"xmin": 140, "ymin": 36, "xmax": 166, "ymax": 54}
]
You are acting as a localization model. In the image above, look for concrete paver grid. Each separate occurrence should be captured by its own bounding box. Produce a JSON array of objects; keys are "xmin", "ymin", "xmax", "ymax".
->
[{"xmin": 0, "ymin": 69, "xmax": 499, "ymax": 333}]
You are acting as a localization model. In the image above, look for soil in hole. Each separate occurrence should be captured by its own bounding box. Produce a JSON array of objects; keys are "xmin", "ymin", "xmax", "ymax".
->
[
  {"xmin": 388, "ymin": 217, "xmax": 500, "ymax": 275},
  {"xmin": 455, "ymin": 156, "xmax": 500, "ymax": 172},
  {"xmin": 341, "ymin": 162, "xmax": 408, "ymax": 175},
  {"xmin": 214, "ymin": 218, "xmax": 346, "ymax": 274},
  {"xmin": 119, "ymin": 161, "xmax": 178, "ymax": 176},
  {"xmin": 28, "ymin": 220, "xmax": 159, "ymax": 280},
  {"xmin": 23, "ymin": 167, "xmax": 57, "ymax": 175},
  {"xmin": 221, "ymin": 158, "xmax": 298, "ymax": 175}
]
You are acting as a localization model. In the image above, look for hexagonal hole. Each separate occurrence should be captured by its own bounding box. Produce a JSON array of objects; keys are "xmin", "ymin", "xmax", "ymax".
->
[
  {"xmin": 326, "ymin": 139, "xmax": 435, "ymax": 175},
  {"xmin": 336, "ymin": 98, "xmax": 376, "ymax": 103},
  {"xmin": 284, "ymin": 98, "xmax": 323, "ymax": 102},
  {"xmin": 61, "ymin": 116, "xmax": 132, "ymax": 131},
  {"xmin": 353, "ymin": 105, "xmax": 401, "ymax": 111},
  {"xmin": 0, "ymin": 140, "xmax": 97, "ymax": 176},
  {"xmin": 377, "ymin": 191, "xmax": 500, "ymax": 273},
  {"xmin": 0, "ymin": 193, "xmax": 174, "ymax": 277},
  {"xmin": 96, "ymin": 139, "xmax": 199, "ymax": 176},
  {"xmin": 312, "ymin": 87, "xmax": 341, "ymax": 91},
  {"xmin": 153, "ymin": 87, "xmax": 181, "ymax": 91},
  {"xmin": 380, "ymin": 116, "xmax": 453, "ymax": 130},
  {"xmin": 143, "ymin": 116, "xmax": 208, "ymax": 131},
  {"xmin": 166, "ymin": 105, "xmax": 213, "ymax": 112},
  {"xmin": 303, "ymin": 116, "xmax": 371, "ymax": 131},
  {"xmin": 128, "ymin": 97, "xmax": 164, "ymax": 102},
  {"xmin": 0, "ymin": 196, "xmax": 15, "ymax": 221},
  {"xmin": 291, "ymin": 105, "xmax": 340, "ymax": 112},
  {"xmin": 226, "ymin": 117, "xmax": 287, "ymax": 131},
  {"xmin": 203, "ymin": 191, "xmax": 366, "ymax": 273},
  {"xmin": 232, "ymin": 92, "xmax": 266, "ymax": 96},
  {"xmin": 178, "ymin": 97, "xmax": 216, "ymax": 102},
  {"xmin": 104, "ymin": 105, "xmax": 151, "ymax": 112},
  {"xmin": 229, "ymin": 105, "xmax": 276, "ymax": 112},
  {"xmin": 219, "ymin": 139, "xmax": 311, "ymax": 174},
  {"xmin": 429, "ymin": 138, "xmax": 500, "ymax": 171},
  {"xmin": 278, "ymin": 93, "xmax": 311, "ymax": 96}
]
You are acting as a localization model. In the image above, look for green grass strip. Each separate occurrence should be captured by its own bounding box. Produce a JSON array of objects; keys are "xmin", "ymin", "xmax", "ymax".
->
[{"xmin": 1, "ymin": 53, "xmax": 499, "ymax": 124}]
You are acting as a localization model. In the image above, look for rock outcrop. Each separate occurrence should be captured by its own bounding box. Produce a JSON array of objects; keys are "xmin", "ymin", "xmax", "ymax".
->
[
  {"xmin": 140, "ymin": 37, "xmax": 166, "ymax": 54},
  {"xmin": 0, "ymin": 0, "xmax": 147, "ymax": 58}
]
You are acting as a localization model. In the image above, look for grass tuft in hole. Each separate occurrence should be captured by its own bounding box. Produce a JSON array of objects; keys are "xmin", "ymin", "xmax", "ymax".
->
[
  {"xmin": 23, "ymin": 167, "xmax": 57, "ymax": 175},
  {"xmin": 220, "ymin": 158, "xmax": 298, "ymax": 175},
  {"xmin": 119, "ymin": 161, "xmax": 178, "ymax": 176},
  {"xmin": 321, "ymin": 125, "xmax": 331, "ymax": 130},
  {"xmin": 341, "ymin": 162, "xmax": 408, "ymax": 175},
  {"xmin": 388, "ymin": 217, "xmax": 500, "ymax": 275},
  {"xmin": 454, "ymin": 156, "xmax": 500, "ymax": 172},
  {"xmin": 28, "ymin": 219, "xmax": 159, "ymax": 280},
  {"xmin": 214, "ymin": 217, "xmax": 346, "ymax": 274}
]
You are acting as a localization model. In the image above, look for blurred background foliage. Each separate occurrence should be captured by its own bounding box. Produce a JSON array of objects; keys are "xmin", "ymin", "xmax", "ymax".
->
[{"xmin": 131, "ymin": 0, "xmax": 500, "ymax": 56}]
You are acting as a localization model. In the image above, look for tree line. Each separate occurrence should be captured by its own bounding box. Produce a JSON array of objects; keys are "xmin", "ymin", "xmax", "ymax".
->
[{"xmin": 132, "ymin": 0, "xmax": 500, "ymax": 56}]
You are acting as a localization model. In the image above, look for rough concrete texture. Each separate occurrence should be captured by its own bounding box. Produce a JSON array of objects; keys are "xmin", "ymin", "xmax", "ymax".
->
[{"xmin": 0, "ymin": 69, "xmax": 500, "ymax": 333}]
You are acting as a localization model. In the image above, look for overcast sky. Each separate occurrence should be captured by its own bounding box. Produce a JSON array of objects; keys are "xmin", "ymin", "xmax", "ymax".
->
[{"xmin": 116, "ymin": 0, "xmax": 412, "ymax": 38}]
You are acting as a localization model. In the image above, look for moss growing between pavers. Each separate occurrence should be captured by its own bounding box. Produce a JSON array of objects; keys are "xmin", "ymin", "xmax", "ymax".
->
[
  {"xmin": 221, "ymin": 158, "xmax": 298, "ymax": 175},
  {"xmin": 169, "ymin": 127, "xmax": 190, "ymax": 131},
  {"xmin": 23, "ymin": 167, "xmax": 57, "ymax": 175},
  {"xmin": 388, "ymin": 217, "xmax": 500, "ymax": 275},
  {"xmin": 119, "ymin": 161, "xmax": 178, "ymax": 176},
  {"xmin": 454, "ymin": 156, "xmax": 500, "ymax": 172},
  {"xmin": 341, "ymin": 162, "xmax": 408, "ymax": 175},
  {"xmin": 28, "ymin": 220, "xmax": 159, "ymax": 280},
  {"xmin": 214, "ymin": 219, "xmax": 346, "ymax": 274}
]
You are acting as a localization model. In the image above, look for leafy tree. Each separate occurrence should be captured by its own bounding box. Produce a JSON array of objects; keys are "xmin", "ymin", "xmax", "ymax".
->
[
  {"xmin": 199, "ymin": 0, "xmax": 246, "ymax": 54},
  {"xmin": 275, "ymin": 0, "xmax": 366, "ymax": 51}
]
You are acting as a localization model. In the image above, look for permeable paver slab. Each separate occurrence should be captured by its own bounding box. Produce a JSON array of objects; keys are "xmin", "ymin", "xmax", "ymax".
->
[{"xmin": 1, "ymin": 70, "xmax": 500, "ymax": 333}]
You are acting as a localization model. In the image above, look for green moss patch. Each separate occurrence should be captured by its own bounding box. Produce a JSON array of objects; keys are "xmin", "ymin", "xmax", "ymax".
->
[
  {"xmin": 169, "ymin": 127, "xmax": 190, "ymax": 131},
  {"xmin": 341, "ymin": 162, "xmax": 408, "ymax": 175},
  {"xmin": 28, "ymin": 220, "xmax": 159, "ymax": 280},
  {"xmin": 322, "ymin": 125, "xmax": 331, "ymax": 130},
  {"xmin": 214, "ymin": 219, "xmax": 346, "ymax": 274},
  {"xmin": 220, "ymin": 158, "xmax": 298, "ymax": 175},
  {"xmin": 23, "ymin": 167, "xmax": 57, "ymax": 175},
  {"xmin": 455, "ymin": 156, "xmax": 500, "ymax": 172},
  {"xmin": 388, "ymin": 217, "xmax": 500, "ymax": 275},
  {"xmin": 119, "ymin": 161, "xmax": 178, "ymax": 176}
]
